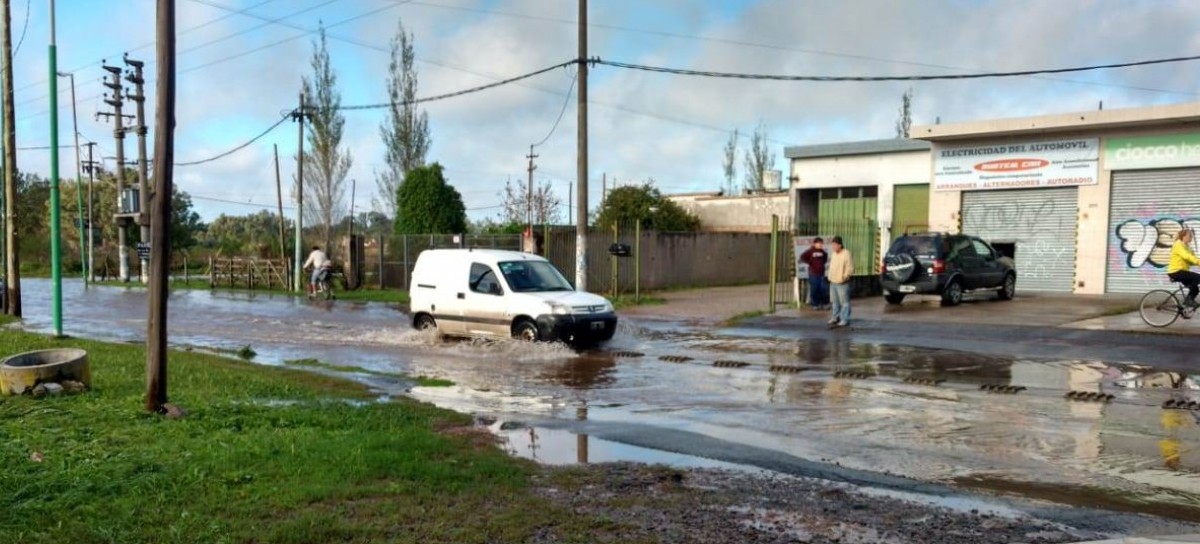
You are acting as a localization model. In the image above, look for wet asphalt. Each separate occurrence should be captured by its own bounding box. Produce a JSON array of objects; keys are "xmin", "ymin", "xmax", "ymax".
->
[{"xmin": 13, "ymin": 279, "xmax": 1200, "ymax": 535}]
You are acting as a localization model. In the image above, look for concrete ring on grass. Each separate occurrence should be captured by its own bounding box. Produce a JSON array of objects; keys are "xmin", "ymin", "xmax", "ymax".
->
[{"xmin": 0, "ymin": 348, "xmax": 90, "ymax": 395}]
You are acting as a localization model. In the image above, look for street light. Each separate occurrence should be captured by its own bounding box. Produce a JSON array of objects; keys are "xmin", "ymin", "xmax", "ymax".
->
[{"xmin": 56, "ymin": 70, "xmax": 87, "ymax": 285}]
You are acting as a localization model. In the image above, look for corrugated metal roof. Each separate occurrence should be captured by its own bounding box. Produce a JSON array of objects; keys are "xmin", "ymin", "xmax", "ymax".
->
[{"xmin": 784, "ymin": 138, "xmax": 931, "ymax": 159}]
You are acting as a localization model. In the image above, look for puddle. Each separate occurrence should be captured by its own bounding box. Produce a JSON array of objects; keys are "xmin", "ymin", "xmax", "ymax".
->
[
  {"xmin": 494, "ymin": 423, "xmax": 753, "ymax": 471},
  {"xmin": 15, "ymin": 278, "xmax": 1200, "ymax": 519}
]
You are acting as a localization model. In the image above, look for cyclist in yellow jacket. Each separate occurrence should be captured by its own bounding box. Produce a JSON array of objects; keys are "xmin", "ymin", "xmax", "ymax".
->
[{"xmin": 1167, "ymin": 228, "xmax": 1200, "ymax": 308}]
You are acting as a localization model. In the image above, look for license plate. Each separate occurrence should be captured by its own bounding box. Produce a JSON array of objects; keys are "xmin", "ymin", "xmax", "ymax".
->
[
  {"xmin": 899, "ymin": 285, "xmax": 916, "ymax": 293},
  {"xmin": 590, "ymin": 322, "xmax": 606, "ymax": 330}
]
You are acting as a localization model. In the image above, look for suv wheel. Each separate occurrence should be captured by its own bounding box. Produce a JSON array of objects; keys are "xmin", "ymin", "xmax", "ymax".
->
[
  {"xmin": 998, "ymin": 274, "xmax": 1016, "ymax": 301},
  {"xmin": 941, "ymin": 280, "xmax": 963, "ymax": 307},
  {"xmin": 885, "ymin": 292, "xmax": 906, "ymax": 305}
]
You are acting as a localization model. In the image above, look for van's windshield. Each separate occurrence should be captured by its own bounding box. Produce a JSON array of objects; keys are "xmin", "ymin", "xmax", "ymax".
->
[{"xmin": 498, "ymin": 261, "xmax": 574, "ymax": 293}]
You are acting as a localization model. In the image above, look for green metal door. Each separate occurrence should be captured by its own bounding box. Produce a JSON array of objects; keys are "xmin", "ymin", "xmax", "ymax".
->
[
  {"xmin": 819, "ymin": 192, "xmax": 877, "ymax": 276},
  {"xmin": 891, "ymin": 184, "xmax": 929, "ymax": 239}
]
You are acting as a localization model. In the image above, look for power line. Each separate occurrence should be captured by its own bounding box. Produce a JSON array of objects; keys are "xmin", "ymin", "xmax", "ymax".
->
[
  {"xmin": 531, "ymin": 70, "xmax": 577, "ymax": 148},
  {"xmin": 191, "ymin": 193, "xmax": 295, "ymax": 210},
  {"xmin": 595, "ymin": 54, "xmax": 1200, "ymax": 82},
  {"xmin": 175, "ymin": 111, "xmax": 294, "ymax": 166},
  {"xmin": 177, "ymin": 60, "xmax": 575, "ymax": 166},
  {"xmin": 11, "ymin": 0, "xmax": 28, "ymax": 57},
  {"xmin": 338, "ymin": 60, "xmax": 577, "ymax": 110},
  {"xmin": 407, "ymin": 0, "xmax": 1197, "ymax": 97}
]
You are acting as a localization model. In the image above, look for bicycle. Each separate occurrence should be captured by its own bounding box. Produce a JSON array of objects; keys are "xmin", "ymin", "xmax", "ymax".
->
[
  {"xmin": 309, "ymin": 267, "xmax": 335, "ymax": 301},
  {"xmin": 1139, "ymin": 282, "xmax": 1196, "ymax": 328}
]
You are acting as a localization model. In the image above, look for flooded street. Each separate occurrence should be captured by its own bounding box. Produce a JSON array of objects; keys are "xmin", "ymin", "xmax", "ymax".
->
[{"xmin": 17, "ymin": 279, "xmax": 1200, "ymax": 520}]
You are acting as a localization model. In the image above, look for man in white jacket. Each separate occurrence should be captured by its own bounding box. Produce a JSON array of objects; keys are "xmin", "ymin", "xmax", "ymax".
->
[{"xmin": 302, "ymin": 246, "xmax": 332, "ymax": 296}]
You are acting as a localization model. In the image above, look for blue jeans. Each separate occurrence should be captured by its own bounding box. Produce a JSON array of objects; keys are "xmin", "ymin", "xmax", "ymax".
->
[
  {"xmin": 830, "ymin": 282, "xmax": 851, "ymax": 324},
  {"xmin": 808, "ymin": 274, "xmax": 828, "ymax": 307}
]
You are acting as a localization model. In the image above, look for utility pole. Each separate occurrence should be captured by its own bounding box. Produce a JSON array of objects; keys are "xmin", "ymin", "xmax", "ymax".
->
[
  {"xmin": 575, "ymin": 0, "xmax": 588, "ymax": 291},
  {"xmin": 99, "ymin": 62, "xmax": 132, "ymax": 282},
  {"xmin": 291, "ymin": 92, "xmax": 306, "ymax": 292},
  {"xmin": 48, "ymin": 0, "xmax": 63, "ymax": 337},
  {"xmin": 1, "ymin": 0, "xmax": 20, "ymax": 316},
  {"xmin": 83, "ymin": 142, "xmax": 97, "ymax": 282},
  {"xmin": 146, "ymin": 0, "xmax": 176, "ymax": 414},
  {"xmin": 526, "ymin": 144, "xmax": 537, "ymax": 229},
  {"xmin": 273, "ymin": 144, "xmax": 285, "ymax": 261},
  {"xmin": 125, "ymin": 55, "xmax": 150, "ymax": 284},
  {"xmin": 58, "ymin": 70, "xmax": 85, "ymax": 285}
]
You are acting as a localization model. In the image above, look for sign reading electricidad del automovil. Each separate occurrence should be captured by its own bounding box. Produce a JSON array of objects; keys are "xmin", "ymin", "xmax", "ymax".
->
[{"xmin": 933, "ymin": 138, "xmax": 1099, "ymax": 192}]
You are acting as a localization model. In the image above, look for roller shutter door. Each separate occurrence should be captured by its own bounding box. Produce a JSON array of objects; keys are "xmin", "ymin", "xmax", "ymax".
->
[
  {"xmin": 1106, "ymin": 168, "xmax": 1200, "ymax": 293},
  {"xmin": 962, "ymin": 188, "xmax": 1078, "ymax": 292}
]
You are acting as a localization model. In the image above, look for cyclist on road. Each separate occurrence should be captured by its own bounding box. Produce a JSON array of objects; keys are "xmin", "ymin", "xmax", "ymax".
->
[
  {"xmin": 1167, "ymin": 229, "xmax": 1200, "ymax": 308},
  {"xmin": 302, "ymin": 245, "xmax": 333, "ymax": 297}
]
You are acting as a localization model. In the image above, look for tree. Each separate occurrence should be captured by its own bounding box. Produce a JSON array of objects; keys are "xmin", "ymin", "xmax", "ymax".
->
[
  {"xmin": 895, "ymin": 87, "xmax": 913, "ymax": 138},
  {"xmin": 499, "ymin": 178, "xmax": 562, "ymax": 226},
  {"xmin": 595, "ymin": 183, "xmax": 700, "ymax": 232},
  {"xmin": 722, "ymin": 129, "xmax": 738, "ymax": 195},
  {"xmin": 299, "ymin": 23, "xmax": 352, "ymax": 252},
  {"xmin": 169, "ymin": 191, "xmax": 204, "ymax": 256},
  {"xmin": 376, "ymin": 20, "xmax": 430, "ymax": 219},
  {"xmin": 394, "ymin": 163, "xmax": 467, "ymax": 234},
  {"xmin": 202, "ymin": 211, "xmax": 290, "ymax": 257},
  {"xmin": 742, "ymin": 122, "xmax": 775, "ymax": 193}
]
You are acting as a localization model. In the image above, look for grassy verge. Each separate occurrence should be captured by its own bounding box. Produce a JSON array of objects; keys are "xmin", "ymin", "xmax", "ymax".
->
[
  {"xmin": 0, "ymin": 328, "xmax": 610, "ymax": 543},
  {"xmin": 722, "ymin": 310, "xmax": 767, "ymax": 326},
  {"xmin": 95, "ymin": 279, "xmax": 410, "ymax": 304},
  {"xmin": 606, "ymin": 294, "xmax": 667, "ymax": 310}
]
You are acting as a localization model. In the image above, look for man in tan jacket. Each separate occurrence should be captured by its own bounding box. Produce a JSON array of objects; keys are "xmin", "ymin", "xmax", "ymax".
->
[{"xmin": 827, "ymin": 236, "xmax": 853, "ymax": 328}]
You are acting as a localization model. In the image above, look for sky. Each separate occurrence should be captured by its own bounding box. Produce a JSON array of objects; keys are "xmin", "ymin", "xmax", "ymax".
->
[{"xmin": 7, "ymin": 0, "xmax": 1200, "ymax": 223}]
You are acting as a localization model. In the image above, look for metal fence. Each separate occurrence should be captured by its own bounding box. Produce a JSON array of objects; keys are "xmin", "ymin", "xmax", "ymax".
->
[{"xmin": 362, "ymin": 234, "xmax": 523, "ymax": 290}]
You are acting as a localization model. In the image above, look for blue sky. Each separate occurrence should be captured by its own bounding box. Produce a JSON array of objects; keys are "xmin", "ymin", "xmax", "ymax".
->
[{"xmin": 9, "ymin": 0, "xmax": 1200, "ymax": 223}]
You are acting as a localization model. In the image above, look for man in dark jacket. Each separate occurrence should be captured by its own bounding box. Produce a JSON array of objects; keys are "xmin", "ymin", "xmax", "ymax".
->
[{"xmin": 800, "ymin": 237, "xmax": 829, "ymax": 310}]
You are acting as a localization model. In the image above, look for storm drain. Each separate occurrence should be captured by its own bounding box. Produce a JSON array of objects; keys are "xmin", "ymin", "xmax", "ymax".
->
[
  {"xmin": 769, "ymin": 365, "xmax": 805, "ymax": 374},
  {"xmin": 611, "ymin": 351, "xmax": 645, "ymax": 359},
  {"xmin": 980, "ymin": 384, "xmax": 1026, "ymax": 394},
  {"xmin": 833, "ymin": 371, "xmax": 873, "ymax": 380},
  {"xmin": 658, "ymin": 355, "xmax": 693, "ymax": 363},
  {"xmin": 713, "ymin": 360, "xmax": 750, "ymax": 369},
  {"xmin": 903, "ymin": 377, "xmax": 946, "ymax": 386},
  {"xmin": 1065, "ymin": 391, "xmax": 1115, "ymax": 403},
  {"xmin": 1162, "ymin": 399, "xmax": 1200, "ymax": 410}
]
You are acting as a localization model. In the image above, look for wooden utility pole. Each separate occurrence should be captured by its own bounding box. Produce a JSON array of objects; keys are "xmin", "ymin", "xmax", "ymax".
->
[
  {"xmin": 1, "ymin": 0, "xmax": 19, "ymax": 316},
  {"xmin": 575, "ymin": 0, "xmax": 588, "ymax": 291},
  {"xmin": 273, "ymin": 144, "xmax": 285, "ymax": 261},
  {"xmin": 59, "ymin": 71, "xmax": 85, "ymax": 285},
  {"xmin": 146, "ymin": 0, "xmax": 175, "ymax": 414}
]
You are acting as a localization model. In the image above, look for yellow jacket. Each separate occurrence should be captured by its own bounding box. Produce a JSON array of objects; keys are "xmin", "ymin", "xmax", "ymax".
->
[
  {"xmin": 1168, "ymin": 240, "xmax": 1200, "ymax": 274},
  {"xmin": 827, "ymin": 248, "xmax": 854, "ymax": 284}
]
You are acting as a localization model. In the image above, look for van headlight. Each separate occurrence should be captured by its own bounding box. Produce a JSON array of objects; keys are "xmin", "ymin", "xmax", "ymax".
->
[{"xmin": 547, "ymin": 302, "xmax": 572, "ymax": 315}]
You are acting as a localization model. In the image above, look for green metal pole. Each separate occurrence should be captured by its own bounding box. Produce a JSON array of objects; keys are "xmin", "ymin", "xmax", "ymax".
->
[
  {"xmin": 48, "ymin": 0, "xmax": 62, "ymax": 336},
  {"xmin": 768, "ymin": 215, "xmax": 778, "ymax": 314}
]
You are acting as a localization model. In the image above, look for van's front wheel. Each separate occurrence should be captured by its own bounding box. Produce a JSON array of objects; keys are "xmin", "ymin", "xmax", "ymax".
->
[{"xmin": 513, "ymin": 320, "xmax": 540, "ymax": 342}]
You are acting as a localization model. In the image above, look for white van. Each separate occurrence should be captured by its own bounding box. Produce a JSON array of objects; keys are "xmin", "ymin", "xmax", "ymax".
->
[{"xmin": 409, "ymin": 249, "xmax": 617, "ymax": 345}]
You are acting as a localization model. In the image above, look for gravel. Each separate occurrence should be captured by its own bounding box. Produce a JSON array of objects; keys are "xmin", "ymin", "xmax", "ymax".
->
[{"xmin": 531, "ymin": 463, "xmax": 1098, "ymax": 544}]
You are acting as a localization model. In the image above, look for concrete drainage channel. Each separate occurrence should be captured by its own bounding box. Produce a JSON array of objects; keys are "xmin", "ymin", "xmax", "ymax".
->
[{"xmin": 598, "ymin": 349, "xmax": 1198, "ymax": 412}]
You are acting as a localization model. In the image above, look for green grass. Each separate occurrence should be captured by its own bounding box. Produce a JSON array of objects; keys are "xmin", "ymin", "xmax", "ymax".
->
[
  {"xmin": 413, "ymin": 376, "xmax": 455, "ymax": 388},
  {"xmin": 0, "ymin": 329, "xmax": 610, "ymax": 543},
  {"xmin": 722, "ymin": 310, "xmax": 767, "ymax": 326},
  {"xmin": 606, "ymin": 294, "xmax": 667, "ymax": 310}
]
